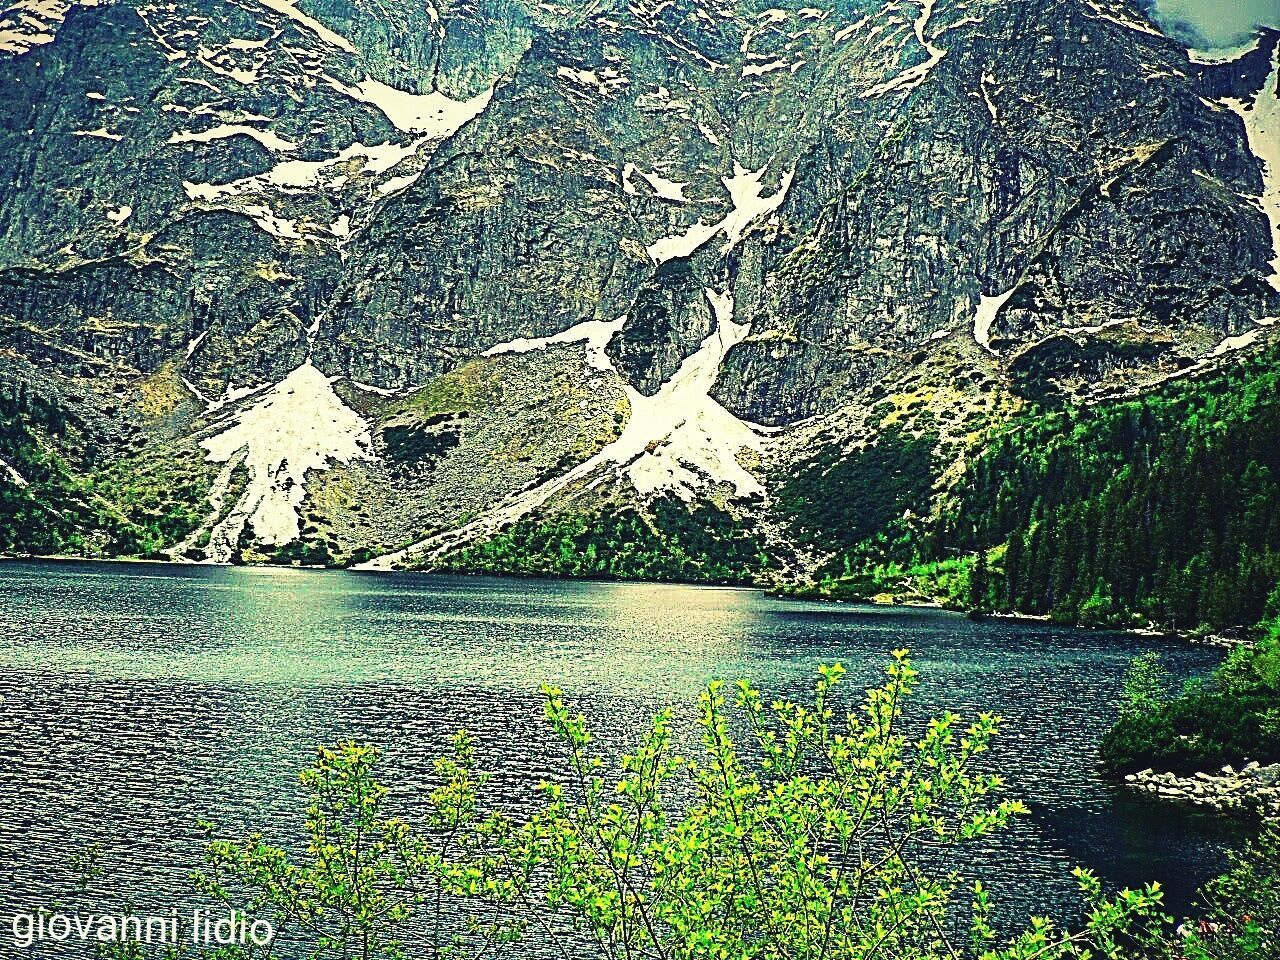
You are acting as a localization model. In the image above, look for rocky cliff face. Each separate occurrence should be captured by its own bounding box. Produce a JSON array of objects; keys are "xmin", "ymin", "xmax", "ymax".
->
[{"xmin": 1, "ymin": 0, "xmax": 1277, "ymax": 569}]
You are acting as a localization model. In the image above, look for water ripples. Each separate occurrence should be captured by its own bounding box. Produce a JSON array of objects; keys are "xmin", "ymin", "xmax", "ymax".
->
[{"xmin": 0, "ymin": 560, "xmax": 1236, "ymax": 957}]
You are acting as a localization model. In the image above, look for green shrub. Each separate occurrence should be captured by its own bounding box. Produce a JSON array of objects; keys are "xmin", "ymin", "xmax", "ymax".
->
[
  {"xmin": 81, "ymin": 654, "xmax": 1178, "ymax": 960},
  {"xmin": 1173, "ymin": 823, "xmax": 1279, "ymax": 960},
  {"xmin": 1101, "ymin": 637, "xmax": 1280, "ymax": 773}
]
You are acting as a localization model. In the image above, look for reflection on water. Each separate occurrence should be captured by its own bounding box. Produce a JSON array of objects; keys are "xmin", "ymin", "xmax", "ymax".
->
[{"xmin": 0, "ymin": 559, "xmax": 1235, "ymax": 955}]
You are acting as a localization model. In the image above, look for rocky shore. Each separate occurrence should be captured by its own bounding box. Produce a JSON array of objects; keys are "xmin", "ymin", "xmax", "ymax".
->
[
  {"xmin": 1126, "ymin": 762, "xmax": 1280, "ymax": 818},
  {"xmin": 1186, "ymin": 632, "xmax": 1251, "ymax": 650}
]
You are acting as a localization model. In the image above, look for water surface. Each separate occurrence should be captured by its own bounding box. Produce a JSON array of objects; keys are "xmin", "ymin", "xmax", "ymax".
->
[{"xmin": 0, "ymin": 560, "xmax": 1232, "ymax": 955}]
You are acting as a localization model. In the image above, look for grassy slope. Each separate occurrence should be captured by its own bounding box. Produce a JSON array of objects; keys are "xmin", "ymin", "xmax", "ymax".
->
[{"xmin": 0, "ymin": 379, "xmax": 215, "ymax": 558}]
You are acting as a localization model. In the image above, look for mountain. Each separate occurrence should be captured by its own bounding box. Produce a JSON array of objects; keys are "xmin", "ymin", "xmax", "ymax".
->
[{"xmin": 1, "ymin": 0, "xmax": 1278, "ymax": 627}]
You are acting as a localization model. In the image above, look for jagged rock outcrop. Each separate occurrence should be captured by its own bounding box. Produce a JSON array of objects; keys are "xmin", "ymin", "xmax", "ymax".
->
[
  {"xmin": 714, "ymin": 6, "xmax": 1280, "ymax": 424},
  {"xmin": 1, "ymin": 0, "xmax": 1278, "ymax": 564}
]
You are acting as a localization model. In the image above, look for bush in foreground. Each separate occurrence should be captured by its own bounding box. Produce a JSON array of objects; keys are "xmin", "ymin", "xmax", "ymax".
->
[
  {"xmin": 78, "ymin": 653, "xmax": 1257, "ymax": 960},
  {"xmin": 1162, "ymin": 823, "xmax": 1279, "ymax": 960}
]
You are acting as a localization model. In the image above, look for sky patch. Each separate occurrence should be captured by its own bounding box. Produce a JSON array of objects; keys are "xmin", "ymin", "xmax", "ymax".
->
[{"xmin": 1140, "ymin": 0, "xmax": 1279, "ymax": 49}]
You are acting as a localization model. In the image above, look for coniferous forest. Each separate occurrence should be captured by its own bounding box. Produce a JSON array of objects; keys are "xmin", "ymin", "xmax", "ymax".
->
[
  {"xmin": 800, "ymin": 343, "xmax": 1280, "ymax": 638},
  {"xmin": 938, "ymin": 349, "xmax": 1280, "ymax": 632}
]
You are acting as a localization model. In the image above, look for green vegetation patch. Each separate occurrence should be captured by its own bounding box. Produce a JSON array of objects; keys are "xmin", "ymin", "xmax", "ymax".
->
[
  {"xmin": 1, "ymin": 384, "xmax": 132, "ymax": 556},
  {"xmin": 791, "ymin": 343, "xmax": 1280, "ymax": 636},
  {"xmin": 91, "ymin": 447, "xmax": 219, "ymax": 556},
  {"xmin": 781, "ymin": 552, "xmax": 996, "ymax": 610},
  {"xmin": 390, "ymin": 357, "xmax": 505, "ymax": 420},
  {"xmin": 1102, "ymin": 627, "xmax": 1280, "ymax": 775},
  {"xmin": 430, "ymin": 501, "xmax": 774, "ymax": 585},
  {"xmin": 776, "ymin": 422, "xmax": 938, "ymax": 553},
  {"xmin": 938, "ymin": 343, "xmax": 1280, "ymax": 631},
  {"xmin": 0, "ymin": 379, "xmax": 216, "ymax": 558}
]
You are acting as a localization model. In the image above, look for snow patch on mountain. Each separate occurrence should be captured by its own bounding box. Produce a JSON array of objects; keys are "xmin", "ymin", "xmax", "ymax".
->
[
  {"xmin": 719, "ymin": 163, "xmax": 794, "ymax": 249},
  {"xmin": 329, "ymin": 76, "xmax": 493, "ymax": 138},
  {"xmin": 179, "ymin": 138, "xmax": 428, "ymax": 243},
  {"xmin": 974, "ymin": 287, "xmax": 1016, "ymax": 353},
  {"xmin": 623, "ymin": 289, "xmax": 764, "ymax": 501},
  {"xmin": 622, "ymin": 163, "xmax": 688, "ymax": 201},
  {"xmin": 199, "ymin": 362, "xmax": 372, "ymax": 560},
  {"xmin": 256, "ymin": 0, "xmax": 353, "ymax": 53},
  {"xmin": 1082, "ymin": 0, "xmax": 1164, "ymax": 40},
  {"xmin": 203, "ymin": 381, "xmax": 270, "ymax": 414},
  {"xmin": 185, "ymin": 329, "xmax": 208, "ymax": 359},
  {"xmin": 557, "ymin": 65, "xmax": 630, "ymax": 92},
  {"xmin": 72, "ymin": 128, "xmax": 123, "ymax": 141},
  {"xmin": 0, "ymin": 0, "xmax": 90, "ymax": 57},
  {"xmin": 361, "ymin": 292, "xmax": 766, "ymax": 569},
  {"xmin": 1210, "ymin": 320, "xmax": 1275, "ymax": 357},
  {"xmin": 197, "ymin": 47, "xmax": 260, "ymax": 85},
  {"xmin": 1223, "ymin": 48, "xmax": 1280, "ymax": 291},
  {"xmin": 228, "ymin": 34, "xmax": 273, "ymax": 51},
  {"xmin": 378, "ymin": 171, "xmax": 424, "ymax": 196},
  {"xmin": 0, "ymin": 457, "xmax": 28, "ymax": 488},
  {"xmin": 648, "ymin": 162, "xmax": 794, "ymax": 263},
  {"xmin": 648, "ymin": 221, "xmax": 722, "ymax": 264},
  {"xmin": 170, "ymin": 124, "xmax": 297, "ymax": 152},
  {"xmin": 834, "ymin": 19, "xmax": 865, "ymax": 44},
  {"xmin": 862, "ymin": 0, "xmax": 946, "ymax": 98},
  {"xmin": 483, "ymin": 317, "xmax": 625, "ymax": 372},
  {"xmin": 239, "ymin": 203, "xmax": 303, "ymax": 239},
  {"xmin": 350, "ymin": 380, "xmax": 401, "ymax": 396},
  {"xmin": 1188, "ymin": 34, "xmax": 1263, "ymax": 65},
  {"xmin": 1061, "ymin": 317, "xmax": 1137, "ymax": 336},
  {"xmin": 495, "ymin": 290, "xmax": 762, "ymax": 503},
  {"xmin": 743, "ymin": 59, "xmax": 788, "ymax": 76},
  {"xmin": 181, "ymin": 140, "xmax": 422, "ymax": 203},
  {"xmin": 980, "ymin": 73, "xmax": 1000, "ymax": 120}
]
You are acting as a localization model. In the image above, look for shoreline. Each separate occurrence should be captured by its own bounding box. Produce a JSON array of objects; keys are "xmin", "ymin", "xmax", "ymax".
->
[
  {"xmin": 0, "ymin": 553, "xmax": 1249, "ymax": 648},
  {"xmin": 770, "ymin": 585, "xmax": 1250, "ymax": 649},
  {"xmin": 0, "ymin": 553, "xmax": 764, "ymax": 590},
  {"xmin": 1126, "ymin": 763, "xmax": 1280, "ymax": 820}
]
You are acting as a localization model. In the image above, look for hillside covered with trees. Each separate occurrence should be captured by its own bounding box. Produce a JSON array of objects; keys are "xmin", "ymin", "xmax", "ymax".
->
[{"xmin": 794, "ymin": 342, "xmax": 1280, "ymax": 638}]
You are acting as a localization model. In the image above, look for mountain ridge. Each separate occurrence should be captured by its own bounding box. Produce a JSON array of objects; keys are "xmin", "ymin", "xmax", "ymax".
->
[{"xmin": 1, "ymin": 0, "xmax": 1278, "ymax": 619}]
